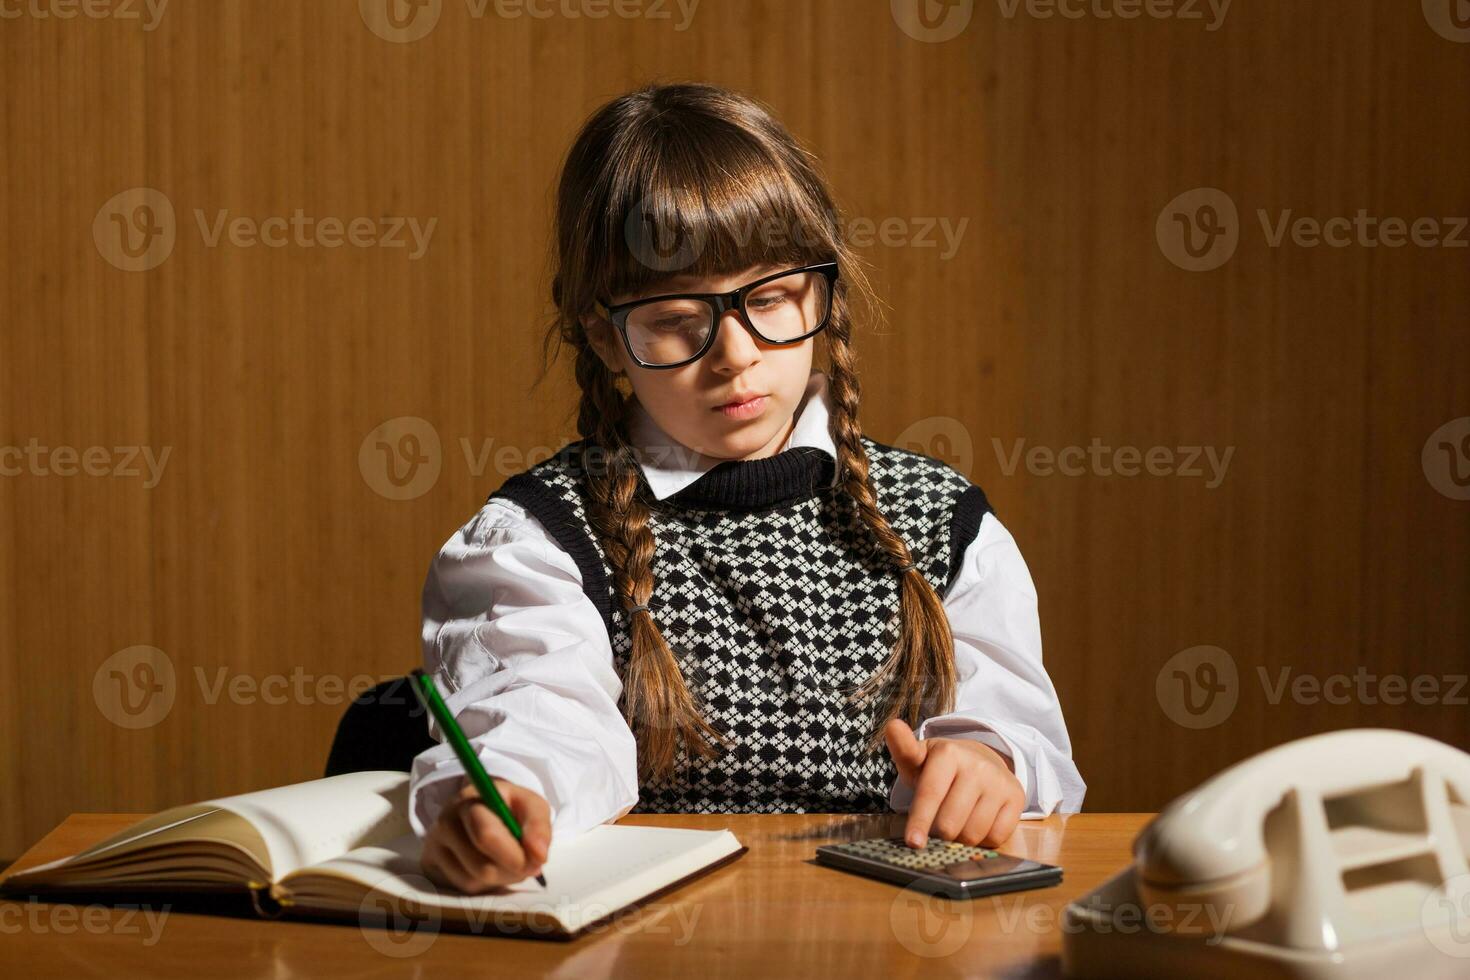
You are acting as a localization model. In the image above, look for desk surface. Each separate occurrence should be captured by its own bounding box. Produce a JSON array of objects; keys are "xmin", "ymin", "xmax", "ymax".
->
[{"xmin": 2, "ymin": 811, "xmax": 1149, "ymax": 979}]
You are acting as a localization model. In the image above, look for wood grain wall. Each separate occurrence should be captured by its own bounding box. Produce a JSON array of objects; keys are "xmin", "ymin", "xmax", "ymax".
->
[{"xmin": 2, "ymin": 0, "xmax": 1467, "ymax": 859}]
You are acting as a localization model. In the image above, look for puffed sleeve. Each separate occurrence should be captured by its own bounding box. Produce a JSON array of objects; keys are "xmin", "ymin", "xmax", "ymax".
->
[
  {"xmin": 406, "ymin": 497, "xmax": 640, "ymax": 842},
  {"xmin": 889, "ymin": 512, "xmax": 1086, "ymax": 817}
]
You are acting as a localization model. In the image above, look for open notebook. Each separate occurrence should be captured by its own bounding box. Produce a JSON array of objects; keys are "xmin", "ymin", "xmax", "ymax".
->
[{"xmin": 0, "ymin": 771, "xmax": 747, "ymax": 940}]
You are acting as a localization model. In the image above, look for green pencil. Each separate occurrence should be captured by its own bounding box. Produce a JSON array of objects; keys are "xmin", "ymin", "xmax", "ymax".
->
[{"xmin": 408, "ymin": 668, "xmax": 547, "ymax": 888}]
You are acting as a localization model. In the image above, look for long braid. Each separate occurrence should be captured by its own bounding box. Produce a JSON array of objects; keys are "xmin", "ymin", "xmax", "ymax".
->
[
  {"xmin": 823, "ymin": 318, "xmax": 958, "ymax": 754},
  {"xmin": 573, "ymin": 344, "xmax": 729, "ymax": 782}
]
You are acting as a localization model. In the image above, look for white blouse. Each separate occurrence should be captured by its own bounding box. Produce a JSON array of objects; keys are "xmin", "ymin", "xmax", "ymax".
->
[{"xmin": 406, "ymin": 370, "xmax": 1086, "ymax": 842}]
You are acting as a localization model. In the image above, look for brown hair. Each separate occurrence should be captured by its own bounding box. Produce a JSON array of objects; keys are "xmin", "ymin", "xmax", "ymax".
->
[{"xmin": 535, "ymin": 81, "xmax": 957, "ymax": 783}]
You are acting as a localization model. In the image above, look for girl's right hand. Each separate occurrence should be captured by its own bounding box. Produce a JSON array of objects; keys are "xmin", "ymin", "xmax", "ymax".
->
[{"xmin": 420, "ymin": 777, "xmax": 552, "ymax": 894}]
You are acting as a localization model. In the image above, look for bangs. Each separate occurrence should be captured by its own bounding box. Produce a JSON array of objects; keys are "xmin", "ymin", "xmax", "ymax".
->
[{"xmin": 592, "ymin": 125, "xmax": 839, "ymax": 303}]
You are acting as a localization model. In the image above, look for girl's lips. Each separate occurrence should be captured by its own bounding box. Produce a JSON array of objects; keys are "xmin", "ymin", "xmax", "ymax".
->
[{"xmin": 715, "ymin": 395, "xmax": 768, "ymax": 419}]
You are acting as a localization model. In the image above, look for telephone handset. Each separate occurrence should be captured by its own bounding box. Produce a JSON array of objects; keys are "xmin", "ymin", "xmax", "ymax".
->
[{"xmin": 1063, "ymin": 728, "xmax": 1470, "ymax": 979}]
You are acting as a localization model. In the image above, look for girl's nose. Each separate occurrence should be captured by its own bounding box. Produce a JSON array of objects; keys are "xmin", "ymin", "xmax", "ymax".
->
[{"xmin": 705, "ymin": 309, "xmax": 763, "ymax": 371}]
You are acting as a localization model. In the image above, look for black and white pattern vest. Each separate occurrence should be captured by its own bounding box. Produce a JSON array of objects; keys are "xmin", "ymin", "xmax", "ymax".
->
[{"xmin": 491, "ymin": 436, "xmax": 993, "ymax": 814}]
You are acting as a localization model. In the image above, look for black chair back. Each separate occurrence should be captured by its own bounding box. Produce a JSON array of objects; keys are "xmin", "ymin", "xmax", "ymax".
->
[{"xmin": 324, "ymin": 675, "xmax": 437, "ymax": 776}]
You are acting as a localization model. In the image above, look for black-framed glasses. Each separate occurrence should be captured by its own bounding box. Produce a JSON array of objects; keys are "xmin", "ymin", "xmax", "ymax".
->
[{"xmin": 593, "ymin": 261, "xmax": 839, "ymax": 369}]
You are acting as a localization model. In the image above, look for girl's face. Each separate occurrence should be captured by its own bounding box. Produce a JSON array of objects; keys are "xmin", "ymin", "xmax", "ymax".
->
[{"xmin": 584, "ymin": 262, "xmax": 816, "ymax": 464}]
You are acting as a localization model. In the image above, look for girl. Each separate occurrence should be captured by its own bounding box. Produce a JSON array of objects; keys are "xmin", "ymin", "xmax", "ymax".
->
[{"xmin": 409, "ymin": 82, "xmax": 1084, "ymax": 894}]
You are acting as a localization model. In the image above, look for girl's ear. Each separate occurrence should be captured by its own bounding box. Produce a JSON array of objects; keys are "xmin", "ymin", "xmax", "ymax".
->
[{"xmin": 581, "ymin": 314, "xmax": 625, "ymax": 375}]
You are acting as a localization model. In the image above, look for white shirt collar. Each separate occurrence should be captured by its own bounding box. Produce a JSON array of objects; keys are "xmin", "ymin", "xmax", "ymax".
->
[{"xmin": 627, "ymin": 369, "xmax": 839, "ymax": 501}]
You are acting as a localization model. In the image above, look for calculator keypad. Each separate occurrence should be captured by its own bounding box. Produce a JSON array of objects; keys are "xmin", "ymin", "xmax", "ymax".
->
[{"xmin": 825, "ymin": 837, "xmax": 999, "ymax": 870}]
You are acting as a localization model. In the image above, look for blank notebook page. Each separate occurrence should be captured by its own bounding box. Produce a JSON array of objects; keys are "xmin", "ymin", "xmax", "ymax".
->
[{"xmin": 303, "ymin": 823, "xmax": 738, "ymax": 926}]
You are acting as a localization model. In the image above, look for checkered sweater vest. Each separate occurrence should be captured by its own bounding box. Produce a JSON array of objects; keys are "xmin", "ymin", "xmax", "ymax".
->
[{"xmin": 491, "ymin": 435, "xmax": 993, "ymax": 813}]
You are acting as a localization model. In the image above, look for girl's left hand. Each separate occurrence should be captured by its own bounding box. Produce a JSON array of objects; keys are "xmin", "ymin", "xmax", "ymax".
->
[{"xmin": 884, "ymin": 718, "xmax": 1025, "ymax": 849}]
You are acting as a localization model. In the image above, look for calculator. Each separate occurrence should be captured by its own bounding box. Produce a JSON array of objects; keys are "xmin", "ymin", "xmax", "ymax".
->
[{"xmin": 815, "ymin": 836, "xmax": 1063, "ymax": 899}]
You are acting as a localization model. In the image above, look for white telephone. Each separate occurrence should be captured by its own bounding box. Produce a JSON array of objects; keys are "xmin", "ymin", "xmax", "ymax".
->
[{"xmin": 1063, "ymin": 728, "xmax": 1470, "ymax": 979}]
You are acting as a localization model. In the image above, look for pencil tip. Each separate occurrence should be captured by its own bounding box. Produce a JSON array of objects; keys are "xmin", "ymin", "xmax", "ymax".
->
[{"xmin": 536, "ymin": 873, "xmax": 547, "ymax": 887}]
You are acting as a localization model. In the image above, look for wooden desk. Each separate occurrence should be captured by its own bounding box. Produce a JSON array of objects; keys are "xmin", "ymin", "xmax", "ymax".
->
[{"xmin": 1, "ymin": 812, "xmax": 1149, "ymax": 978}]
